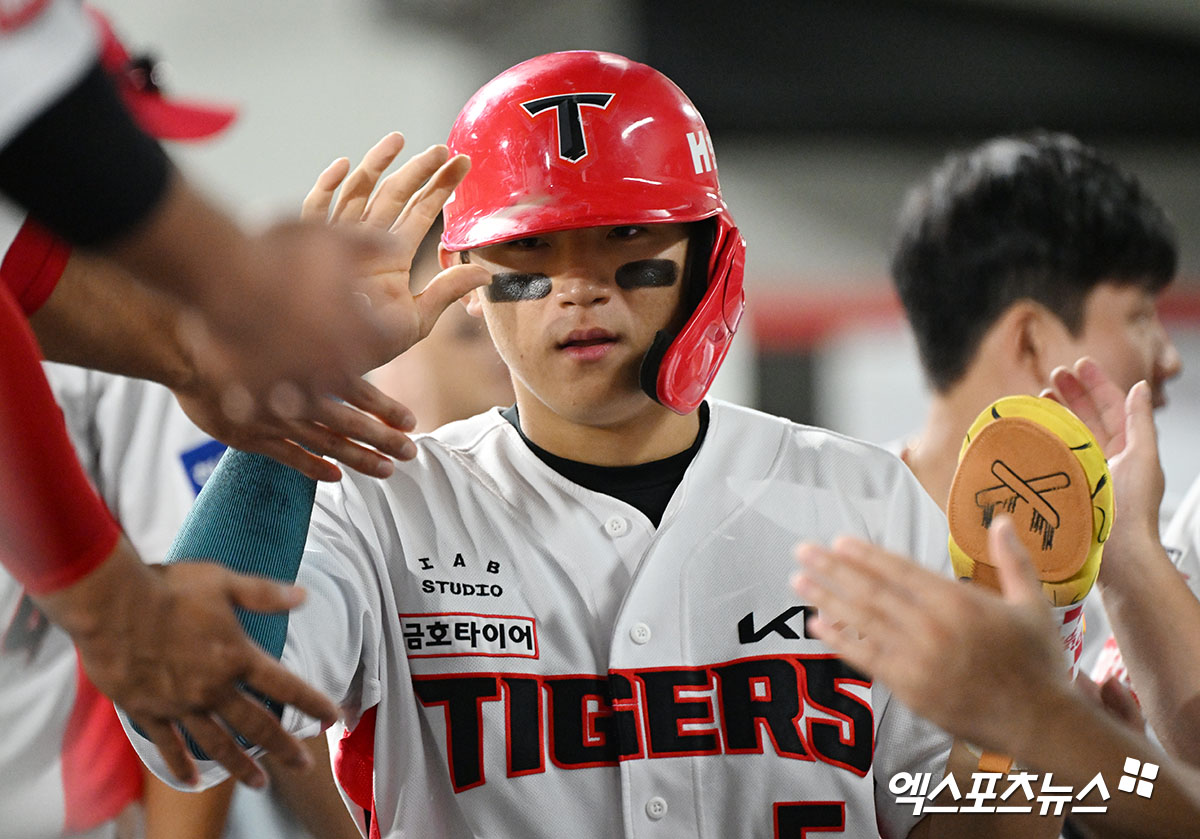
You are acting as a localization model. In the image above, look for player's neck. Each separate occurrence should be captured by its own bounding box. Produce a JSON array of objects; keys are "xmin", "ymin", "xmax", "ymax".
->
[
  {"xmin": 908, "ymin": 364, "xmax": 1047, "ymax": 511},
  {"xmin": 906, "ymin": 386, "xmax": 1001, "ymax": 512},
  {"xmin": 512, "ymin": 393, "xmax": 702, "ymax": 466}
]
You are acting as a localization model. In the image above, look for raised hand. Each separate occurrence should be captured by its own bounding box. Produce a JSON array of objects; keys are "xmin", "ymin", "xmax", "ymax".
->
[
  {"xmin": 1046, "ymin": 358, "xmax": 1165, "ymax": 581},
  {"xmin": 35, "ymin": 538, "xmax": 339, "ymax": 788},
  {"xmin": 167, "ymin": 135, "xmax": 487, "ymax": 481},
  {"xmin": 300, "ymin": 132, "xmax": 491, "ymax": 366},
  {"xmin": 792, "ymin": 518, "xmax": 1064, "ymax": 754}
]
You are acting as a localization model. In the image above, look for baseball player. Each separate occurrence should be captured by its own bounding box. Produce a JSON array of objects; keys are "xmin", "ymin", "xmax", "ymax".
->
[
  {"xmin": 130, "ymin": 51, "xmax": 1013, "ymax": 838},
  {"xmin": 0, "ymin": 8, "xmax": 365, "ymax": 836},
  {"xmin": 886, "ymin": 132, "xmax": 1191, "ymax": 700}
]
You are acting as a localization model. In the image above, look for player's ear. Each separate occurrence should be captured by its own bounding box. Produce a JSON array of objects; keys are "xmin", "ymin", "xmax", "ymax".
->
[
  {"xmin": 437, "ymin": 243, "xmax": 456, "ymax": 272},
  {"xmin": 442, "ymin": 246, "xmax": 487, "ymax": 317},
  {"xmin": 1005, "ymin": 300, "xmax": 1070, "ymax": 386},
  {"xmin": 462, "ymin": 288, "xmax": 486, "ymax": 318}
]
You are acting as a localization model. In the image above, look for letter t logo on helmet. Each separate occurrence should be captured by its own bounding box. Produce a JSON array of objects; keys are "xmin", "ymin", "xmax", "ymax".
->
[{"xmin": 442, "ymin": 50, "xmax": 746, "ymax": 415}]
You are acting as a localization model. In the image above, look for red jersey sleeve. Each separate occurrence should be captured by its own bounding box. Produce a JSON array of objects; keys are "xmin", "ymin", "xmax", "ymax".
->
[
  {"xmin": 0, "ymin": 285, "xmax": 118, "ymax": 594},
  {"xmin": 1, "ymin": 216, "xmax": 70, "ymax": 315}
]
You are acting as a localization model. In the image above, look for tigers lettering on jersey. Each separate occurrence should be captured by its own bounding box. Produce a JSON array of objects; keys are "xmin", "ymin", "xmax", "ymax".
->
[{"xmin": 413, "ymin": 653, "xmax": 873, "ymax": 792}]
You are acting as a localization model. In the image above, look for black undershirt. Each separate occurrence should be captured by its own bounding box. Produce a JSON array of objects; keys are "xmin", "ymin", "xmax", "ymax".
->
[{"xmin": 500, "ymin": 403, "xmax": 710, "ymax": 528}]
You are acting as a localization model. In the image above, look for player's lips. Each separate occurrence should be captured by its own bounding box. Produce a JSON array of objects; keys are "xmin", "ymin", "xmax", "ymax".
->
[{"xmin": 558, "ymin": 328, "xmax": 618, "ymax": 361}]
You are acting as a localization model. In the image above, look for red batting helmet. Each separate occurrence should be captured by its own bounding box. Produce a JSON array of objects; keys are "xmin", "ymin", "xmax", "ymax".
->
[{"xmin": 442, "ymin": 50, "xmax": 746, "ymax": 415}]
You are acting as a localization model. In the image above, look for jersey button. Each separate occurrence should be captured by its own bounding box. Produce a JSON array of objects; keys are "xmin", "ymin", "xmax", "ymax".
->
[
  {"xmin": 604, "ymin": 515, "xmax": 629, "ymax": 537},
  {"xmin": 645, "ymin": 797, "xmax": 668, "ymax": 820},
  {"xmin": 630, "ymin": 622, "xmax": 652, "ymax": 644}
]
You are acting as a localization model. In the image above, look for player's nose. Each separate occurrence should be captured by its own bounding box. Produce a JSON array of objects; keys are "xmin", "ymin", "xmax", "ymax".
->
[
  {"xmin": 554, "ymin": 263, "xmax": 612, "ymax": 307},
  {"xmin": 1155, "ymin": 321, "xmax": 1182, "ymax": 382}
]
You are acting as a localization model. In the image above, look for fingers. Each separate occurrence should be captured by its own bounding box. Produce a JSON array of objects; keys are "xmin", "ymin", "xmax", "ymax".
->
[
  {"xmin": 330, "ymin": 132, "xmax": 406, "ymax": 224},
  {"xmin": 222, "ymin": 573, "xmax": 340, "ymax": 726},
  {"xmin": 413, "ymin": 263, "xmax": 492, "ymax": 338},
  {"xmin": 287, "ymin": 420, "xmax": 395, "ymax": 479},
  {"xmin": 242, "ymin": 437, "xmax": 342, "ymax": 483},
  {"xmin": 135, "ymin": 714, "xmax": 199, "ymax": 786},
  {"xmin": 362, "ymin": 144, "xmax": 450, "ymax": 230},
  {"xmin": 240, "ymin": 650, "xmax": 339, "ymax": 728},
  {"xmin": 212, "ymin": 692, "xmax": 316, "ymax": 771},
  {"xmin": 1123, "ymin": 379, "xmax": 1157, "ymax": 458},
  {"xmin": 988, "ymin": 516, "xmax": 1043, "ymax": 607},
  {"xmin": 1074, "ymin": 357, "xmax": 1128, "ymax": 448},
  {"xmin": 300, "ymin": 158, "xmax": 350, "ymax": 221},
  {"xmin": 312, "ymin": 397, "xmax": 418, "ymax": 463},
  {"xmin": 391, "ymin": 154, "xmax": 472, "ymax": 250},
  {"xmin": 791, "ymin": 540, "xmax": 908, "ymax": 642},
  {"xmin": 1049, "ymin": 358, "xmax": 1127, "ymax": 455},
  {"xmin": 339, "ymin": 377, "xmax": 417, "ymax": 433},
  {"xmin": 178, "ymin": 711, "xmax": 268, "ymax": 788},
  {"xmin": 223, "ymin": 572, "xmax": 307, "ymax": 614}
]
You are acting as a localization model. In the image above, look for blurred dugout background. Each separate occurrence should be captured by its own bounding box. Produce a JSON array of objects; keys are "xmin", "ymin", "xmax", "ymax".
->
[{"xmin": 101, "ymin": 0, "xmax": 1200, "ymax": 509}]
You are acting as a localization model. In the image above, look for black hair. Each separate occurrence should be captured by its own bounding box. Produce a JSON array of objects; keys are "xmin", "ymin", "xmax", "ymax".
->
[{"xmin": 890, "ymin": 131, "xmax": 1177, "ymax": 393}]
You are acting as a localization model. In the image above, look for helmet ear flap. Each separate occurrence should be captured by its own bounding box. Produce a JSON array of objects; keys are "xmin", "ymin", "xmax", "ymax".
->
[
  {"xmin": 642, "ymin": 218, "xmax": 746, "ymax": 414},
  {"xmin": 639, "ymin": 219, "xmax": 716, "ymax": 407}
]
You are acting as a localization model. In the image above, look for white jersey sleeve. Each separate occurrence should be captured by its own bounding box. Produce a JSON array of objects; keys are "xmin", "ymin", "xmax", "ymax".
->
[
  {"xmin": 43, "ymin": 365, "xmax": 227, "ymax": 563},
  {"xmin": 134, "ymin": 401, "xmax": 954, "ymax": 839}
]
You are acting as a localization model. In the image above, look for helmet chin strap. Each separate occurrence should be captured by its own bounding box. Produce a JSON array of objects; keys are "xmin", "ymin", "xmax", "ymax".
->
[{"xmin": 639, "ymin": 330, "xmax": 676, "ymax": 405}]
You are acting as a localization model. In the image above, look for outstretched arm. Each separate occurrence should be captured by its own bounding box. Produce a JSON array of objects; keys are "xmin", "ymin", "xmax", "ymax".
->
[
  {"xmin": 27, "ymin": 238, "xmax": 419, "ymax": 482},
  {"xmin": 1049, "ymin": 359, "xmax": 1200, "ymax": 766},
  {"xmin": 124, "ymin": 133, "xmax": 490, "ymax": 793},
  {"xmin": 793, "ymin": 519, "xmax": 1200, "ymax": 837}
]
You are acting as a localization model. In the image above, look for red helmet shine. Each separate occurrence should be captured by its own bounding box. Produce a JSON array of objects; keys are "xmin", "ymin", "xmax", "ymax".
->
[{"xmin": 443, "ymin": 50, "xmax": 745, "ymax": 414}]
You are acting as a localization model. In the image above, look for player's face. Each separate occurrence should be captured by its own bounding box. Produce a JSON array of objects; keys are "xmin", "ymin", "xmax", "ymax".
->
[
  {"xmin": 457, "ymin": 223, "xmax": 691, "ymax": 423},
  {"xmin": 1061, "ymin": 282, "xmax": 1181, "ymax": 408}
]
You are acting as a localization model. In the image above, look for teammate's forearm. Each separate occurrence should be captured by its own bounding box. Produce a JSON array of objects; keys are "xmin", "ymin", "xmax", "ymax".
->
[
  {"xmin": 102, "ymin": 169, "xmax": 261, "ymax": 322},
  {"xmin": 142, "ymin": 771, "xmax": 235, "ymax": 839},
  {"xmin": 166, "ymin": 447, "xmax": 316, "ymax": 659},
  {"xmin": 1098, "ymin": 540, "xmax": 1200, "ymax": 765},
  {"xmin": 263, "ymin": 735, "xmax": 364, "ymax": 839},
  {"xmin": 0, "ymin": 287, "xmax": 120, "ymax": 594},
  {"xmin": 1011, "ymin": 685, "xmax": 1200, "ymax": 837},
  {"xmin": 29, "ymin": 249, "xmax": 196, "ymax": 389}
]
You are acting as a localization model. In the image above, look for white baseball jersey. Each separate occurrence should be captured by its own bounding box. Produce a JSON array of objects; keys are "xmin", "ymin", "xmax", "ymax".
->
[{"xmin": 136, "ymin": 400, "xmax": 955, "ymax": 839}]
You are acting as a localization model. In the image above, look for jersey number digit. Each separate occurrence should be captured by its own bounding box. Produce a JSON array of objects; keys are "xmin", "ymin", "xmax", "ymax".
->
[{"xmin": 774, "ymin": 801, "xmax": 845, "ymax": 837}]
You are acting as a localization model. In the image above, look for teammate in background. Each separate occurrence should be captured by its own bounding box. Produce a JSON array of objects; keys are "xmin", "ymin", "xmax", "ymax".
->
[
  {"xmin": 792, "ymin": 519, "xmax": 1200, "ymax": 839},
  {"xmin": 792, "ymin": 364, "xmax": 1200, "ymax": 837},
  {"xmin": 135, "ymin": 51, "xmax": 1038, "ymax": 839},
  {"xmin": 888, "ymin": 131, "xmax": 1187, "ymax": 680},
  {"xmin": 0, "ymin": 0, "xmax": 447, "ymax": 787},
  {"xmin": 0, "ymin": 9, "xmax": 340, "ymax": 837}
]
